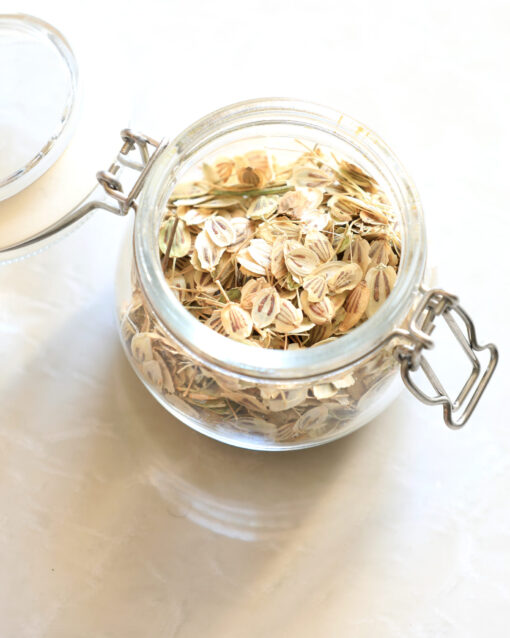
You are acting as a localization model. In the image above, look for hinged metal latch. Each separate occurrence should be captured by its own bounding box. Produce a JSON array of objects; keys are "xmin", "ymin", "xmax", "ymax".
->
[
  {"xmin": 0, "ymin": 130, "xmax": 168, "ymax": 259},
  {"xmin": 96, "ymin": 129, "xmax": 168, "ymax": 216},
  {"xmin": 395, "ymin": 288, "xmax": 498, "ymax": 429}
]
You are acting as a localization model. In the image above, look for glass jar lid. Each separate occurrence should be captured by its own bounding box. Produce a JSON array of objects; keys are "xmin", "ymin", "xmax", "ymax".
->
[
  {"xmin": 0, "ymin": 14, "xmax": 131, "ymax": 263},
  {"xmin": 0, "ymin": 14, "xmax": 79, "ymax": 201}
]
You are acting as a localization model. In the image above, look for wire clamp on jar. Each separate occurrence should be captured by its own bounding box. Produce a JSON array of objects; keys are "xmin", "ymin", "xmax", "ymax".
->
[
  {"xmin": 96, "ymin": 129, "xmax": 167, "ymax": 216},
  {"xmin": 395, "ymin": 288, "xmax": 498, "ymax": 429}
]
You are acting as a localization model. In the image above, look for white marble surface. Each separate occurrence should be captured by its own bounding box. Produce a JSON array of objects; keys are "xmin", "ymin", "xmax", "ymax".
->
[{"xmin": 0, "ymin": 1, "xmax": 508, "ymax": 636}]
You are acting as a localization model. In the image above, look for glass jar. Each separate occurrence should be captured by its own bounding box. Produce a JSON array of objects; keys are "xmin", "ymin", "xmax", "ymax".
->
[{"xmin": 111, "ymin": 99, "xmax": 497, "ymax": 450}]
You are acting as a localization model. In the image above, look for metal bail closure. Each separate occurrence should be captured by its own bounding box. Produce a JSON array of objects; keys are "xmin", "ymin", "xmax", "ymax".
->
[{"xmin": 395, "ymin": 288, "xmax": 498, "ymax": 429}]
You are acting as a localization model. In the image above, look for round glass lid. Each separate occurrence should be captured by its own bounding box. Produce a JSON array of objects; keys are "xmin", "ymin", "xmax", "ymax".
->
[{"xmin": 0, "ymin": 14, "xmax": 79, "ymax": 201}]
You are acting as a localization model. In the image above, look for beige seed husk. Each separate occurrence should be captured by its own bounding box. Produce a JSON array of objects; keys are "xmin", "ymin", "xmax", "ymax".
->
[
  {"xmin": 273, "ymin": 299, "xmax": 303, "ymax": 333},
  {"xmin": 141, "ymin": 359, "xmax": 163, "ymax": 390},
  {"xmin": 270, "ymin": 237, "xmax": 287, "ymax": 279},
  {"xmin": 221, "ymin": 303, "xmax": 253, "ymax": 339},
  {"xmin": 368, "ymin": 239, "xmax": 391, "ymax": 267},
  {"xmin": 304, "ymin": 230, "xmax": 335, "ymax": 262},
  {"xmin": 240, "ymin": 278, "xmax": 269, "ymax": 310},
  {"xmin": 291, "ymin": 167, "xmax": 333, "ymax": 188},
  {"xmin": 301, "ymin": 290, "xmax": 335, "ymax": 325},
  {"xmin": 251, "ymin": 286, "xmax": 281, "ymax": 329},
  {"xmin": 195, "ymin": 229, "xmax": 225, "ymax": 271},
  {"xmin": 316, "ymin": 261, "xmax": 363, "ymax": 294},
  {"xmin": 278, "ymin": 190, "xmax": 309, "ymax": 219},
  {"xmin": 213, "ymin": 157, "xmax": 235, "ymax": 182},
  {"xmin": 337, "ymin": 281, "xmax": 370, "ymax": 332},
  {"xmin": 302, "ymin": 274, "xmax": 327, "ymax": 303},
  {"xmin": 365, "ymin": 264, "xmax": 397, "ymax": 317},
  {"xmin": 344, "ymin": 237, "xmax": 371, "ymax": 274},
  {"xmin": 159, "ymin": 218, "xmax": 191, "ymax": 259},
  {"xmin": 204, "ymin": 216, "xmax": 236, "ymax": 247},
  {"xmin": 285, "ymin": 246, "xmax": 320, "ymax": 279},
  {"xmin": 131, "ymin": 333, "xmax": 155, "ymax": 363},
  {"xmin": 246, "ymin": 195, "xmax": 279, "ymax": 220}
]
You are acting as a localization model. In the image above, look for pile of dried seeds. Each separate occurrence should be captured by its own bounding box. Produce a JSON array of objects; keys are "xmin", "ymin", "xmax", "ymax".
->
[{"xmin": 159, "ymin": 143, "xmax": 401, "ymax": 349}]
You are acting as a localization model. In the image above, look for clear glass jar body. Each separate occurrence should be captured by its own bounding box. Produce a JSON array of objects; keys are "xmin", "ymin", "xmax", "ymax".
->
[{"xmin": 115, "ymin": 99, "xmax": 427, "ymax": 451}]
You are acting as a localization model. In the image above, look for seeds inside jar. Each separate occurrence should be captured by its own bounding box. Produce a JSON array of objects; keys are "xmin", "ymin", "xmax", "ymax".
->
[
  {"xmin": 119, "ymin": 139, "xmax": 403, "ymax": 444},
  {"xmin": 159, "ymin": 142, "xmax": 400, "ymax": 349}
]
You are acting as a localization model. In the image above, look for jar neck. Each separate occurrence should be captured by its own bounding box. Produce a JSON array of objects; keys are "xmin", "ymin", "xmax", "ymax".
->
[{"xmin": 135, "ymin": 98, "xmax": 427, "ymax": 381}]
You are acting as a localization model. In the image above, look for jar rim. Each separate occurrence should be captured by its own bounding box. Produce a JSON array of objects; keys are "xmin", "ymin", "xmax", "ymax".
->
[{"xmin": 135, "ymin": 98, "xmax": 427, "ymax": 380}]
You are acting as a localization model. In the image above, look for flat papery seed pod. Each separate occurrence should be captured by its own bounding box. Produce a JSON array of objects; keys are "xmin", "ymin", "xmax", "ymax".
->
[
  {"xmin": 167, "ymin": 274, "xmax": 187, "ymax": 302},
  {"xmin": 318, "ymin": 261, "xmax": 363, "ymax": 294},
  {"xmin": 301, "ymin": 187, "xmax": 324, "ymax": 210},
  {"xmin": 365, "ymin": 264, "xmax": 397, "ymax": 318},
  {"xmin": 330, "ymin": 290, "xmax": 347, "ymax": 312},
  {"xmin": 227, "ymin": 217, "xmax": 254, "ymax": 252},
  {"xmin": 270, "ymin": 237, "xmax": 287, "ymax": 279},
  {"xmin": 258, "ymin": 218, "xmax": 301, "ymax": 243},
  {"xmin": 304, "ymin": 230, "xmax": 335, "ymax": 262},
  {"xmin": 360, "ymin": 208, "xmax": 389, "ymax": 225},
  {"xmin": 262, "ymin": 388, "xmax": 307, "ymax": 412},
  {"xmin": 205, "ymin": 309, "xmax": 228, "ymax": 336},
  {"xmin": 244, "ymin": 150, "xmax": 273, "ymax": 177},
  {"xmin": 220, "ymin": 303, "xmax": 253, "ymax": 339},
  {"xmin": 294, "ymin": 405, "xmax": 329, "ymax": 433},
  {"xmin": 204, "ymin": 216, "xmax": 236, "ymax": 247},
  {"xmin": 141, "ymin": 359, "xmax": 163, "ymax": 390},
  {"xmin": 332, "ymin": 373, "xmax": 355, "ymax": 389},
  {"xmin": 213, "ymin": 157, "xmax": 235, "ymax": 182},
  {"xmin": 159, "ymin": 218, "xmax": 192, "ymax": 259},
  {"xmin": 247, "ymin": 238, "xmax": 272, "ymax": 271},
  {"xmin": 307, "ymin": 322, "xmax": 333, "ymax": 345},
  {"xmin": 246, "ymin": 195, "xmax": 279, "ymax": 220},
  {"xmin": 301, "ymin": 211, "xmax": 330, "ymax": 233},
  {"xmin": 183, "ymin": 207, "xmax": 212, "ymax": 226},
  {"xmin": 131, "ymin": 332, "xmax": 156, "ymax": 363},
  {"xmin": 278, "ymin": 190, "xmax": 308, "ymax": 219},
  {"xmin": 240, "ymin": 277, "xmax": 269, "ymax": 310},
  {"xmin": 195, "ymin": 229, "xmax": 225, "ymax": 271},
  {"xmin": 301, "ymin": 290, "xmax": 335, "ymax": 325},
  {"xmin": 236, "ymin": 248, "xmax": 267, "ymax": 276},
  {"xmin": 236, "ymin": 166, "xmax": 267, "ymax": 188},
  {"xmin": 286, "ymin": 319, "xmax": 314, "ymax": 335},
  {"xmin": 169, "ymin": 181, "xmax": 211, "ymax": 201},
  {"xmin": 202, "ymin": 162, "xmax": 220, "ymax": 184},
  {"xmin": 327, "ymin": 195, "xmax": 354, "ymax": 222},
  {"xmin": 194, "ymin": 270, "xmax": 218, "ymax": 294},
  {"xmin": 273, "ymin": 299, "xmax": 303, "ymax": 333},
  {"xmin": 337, "ymin": 281, "xmax": 370, "ymax": 332},
  {"xmin": 251, "ymin": 286, "xmax": 281, "ymax": 329},
  {"xmin": 285, "ymin": 246, "xmax": 319, "ymax": 279},
  {"xmin": 302, "ymin": 274, "xmax": 327, "ymax": 303},
  {"xmin": 153, "ymin": 351, "xmax": 175, "ymax": 394},
  {"xmin": 337, "ymin": 160, "xmax": 378, "ymax": 192},
  {"xmin": 368, "ymin": 238, "xmax": 391, "ymax": 266},
  {"xmin": 312, "ymin": 383, "xmax": 340, "ymax": 400},
  {"xmin": 282, "ymin": 238, "xmax": 303, "ymax": 256},
  {"xmin": 290, "ymin": 166, "xmax": 334, "ymax": 188},
  {"xmin": 344, "ymin": 237, "xmax": 371, "ymax": 274}
]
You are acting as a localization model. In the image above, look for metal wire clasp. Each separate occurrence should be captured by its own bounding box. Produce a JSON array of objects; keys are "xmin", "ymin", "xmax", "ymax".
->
[
  {"xmin": 395, "ymin": 288, "xmax": 498, "ymax": 429},
  {"xmin": 96, "ymin": 129, "xmax": 169, "ymax": 215}
]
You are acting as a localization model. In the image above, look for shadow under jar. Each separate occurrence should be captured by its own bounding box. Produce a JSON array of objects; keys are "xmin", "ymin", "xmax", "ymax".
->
[{"xmin": 113, "ymin": 99, "xmax": 497, "ymax": 451}]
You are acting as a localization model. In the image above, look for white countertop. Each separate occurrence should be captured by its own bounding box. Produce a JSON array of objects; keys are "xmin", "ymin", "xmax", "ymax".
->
[{"xmin": 0, "ymin": 1, "xmax": 508, "ymax": 636}]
